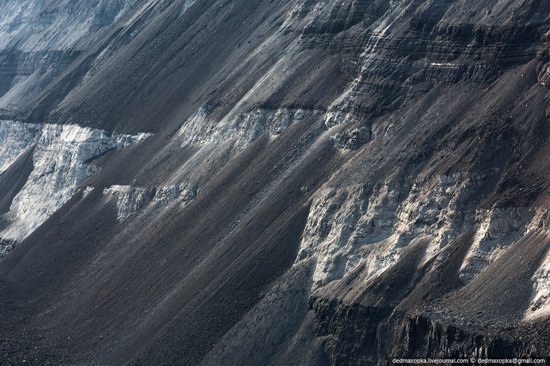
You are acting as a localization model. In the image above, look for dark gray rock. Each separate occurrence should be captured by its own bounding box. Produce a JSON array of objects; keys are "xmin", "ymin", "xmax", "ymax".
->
[{"xmin": 0, "ymin": 0, "xmax": 549, "ymax": 365}]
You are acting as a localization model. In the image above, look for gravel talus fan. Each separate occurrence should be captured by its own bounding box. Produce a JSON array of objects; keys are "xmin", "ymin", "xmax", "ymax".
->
[{"xmin": 0, "ymin": 0, "xmax": 549, "ymax": 365}]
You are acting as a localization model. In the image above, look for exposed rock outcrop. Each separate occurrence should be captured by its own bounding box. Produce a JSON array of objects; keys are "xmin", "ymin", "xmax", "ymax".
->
[{"xmin": 0, "ymin": 122, "xmax": 150, "ymax": 255}]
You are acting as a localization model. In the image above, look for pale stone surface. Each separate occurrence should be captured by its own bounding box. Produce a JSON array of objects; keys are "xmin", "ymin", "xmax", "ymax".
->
[
  {"xmin": 0, "ymin": 122, "xmax": 150, "ymax": 253},
  {"xmin": 297, "ymin": 173, "xmax": 547, "ymax": 291}
]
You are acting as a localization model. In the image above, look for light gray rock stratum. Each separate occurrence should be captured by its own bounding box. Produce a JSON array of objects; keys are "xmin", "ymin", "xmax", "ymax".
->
[{"xmin": 0, "ymin": 121, "xmax": 150, "ymax": 256}]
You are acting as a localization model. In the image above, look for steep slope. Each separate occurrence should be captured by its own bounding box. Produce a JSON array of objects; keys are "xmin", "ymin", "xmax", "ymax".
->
[
  {"xmin": 0, "ymin": 0, "xmax": 549, "ymax": 365},
  {"xmin": 0, "ymin": 0, "xmax": 141, "ymax": 112}
]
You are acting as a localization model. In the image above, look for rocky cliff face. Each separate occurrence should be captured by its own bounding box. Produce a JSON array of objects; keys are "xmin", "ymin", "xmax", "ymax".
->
[{"xmin": 0, "ymin": 0, "xmax": 549, "ymax": 365}]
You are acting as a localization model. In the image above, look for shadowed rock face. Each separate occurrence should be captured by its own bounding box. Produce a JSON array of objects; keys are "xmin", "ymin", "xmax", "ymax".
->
[{"xmin": 0, "ymin": 0, "xmax": 549, "ymax": 365}]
